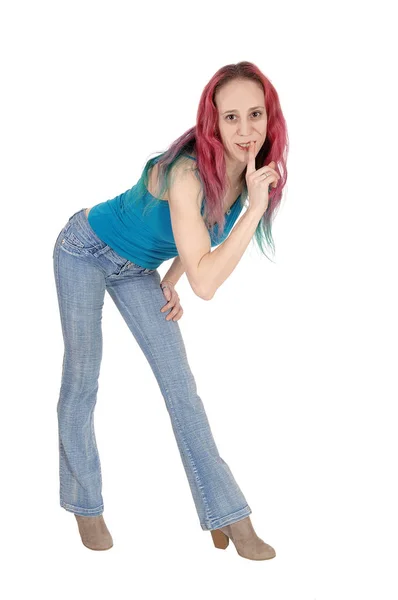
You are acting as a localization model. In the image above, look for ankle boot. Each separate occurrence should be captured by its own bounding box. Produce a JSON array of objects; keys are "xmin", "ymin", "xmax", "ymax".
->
[
  {"xmin": 74, "ymin": 514, "xmax": 113, "ymax": 551},
  {"xmin": 210, "ymin": 516, "xmax": 276, "ymax": 561}
]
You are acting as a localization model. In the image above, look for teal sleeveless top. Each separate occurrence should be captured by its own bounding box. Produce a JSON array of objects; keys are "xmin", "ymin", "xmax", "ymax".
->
[{"xmin": 87, "ymin": 155, "xmax": 245, "ymax": 270}]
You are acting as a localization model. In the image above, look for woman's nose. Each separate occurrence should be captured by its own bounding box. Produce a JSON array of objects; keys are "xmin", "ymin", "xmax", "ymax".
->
[{"xmin": 238, "ymin": 123, "xmax": 252, "ymax": 136}]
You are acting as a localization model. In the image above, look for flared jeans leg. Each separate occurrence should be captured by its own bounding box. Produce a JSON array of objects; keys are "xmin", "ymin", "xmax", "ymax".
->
[
  {"xmin": 105, "ymin": 268, "xmax": 252, "ymax": 530},
  {"xmin": 53, "ymin": 228, "xmax": 107, "ymax": 516}
]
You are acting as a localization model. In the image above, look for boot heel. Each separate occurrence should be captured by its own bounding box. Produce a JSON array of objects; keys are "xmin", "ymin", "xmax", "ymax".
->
[{"xmin": 210, "ymin": 529, "xmax": 229, "ymax": 549}]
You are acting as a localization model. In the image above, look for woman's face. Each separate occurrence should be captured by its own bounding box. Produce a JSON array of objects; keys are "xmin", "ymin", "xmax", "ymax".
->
[{"xmin": 215, "ymin": 78, "xmax": 267, "ymax": 163}]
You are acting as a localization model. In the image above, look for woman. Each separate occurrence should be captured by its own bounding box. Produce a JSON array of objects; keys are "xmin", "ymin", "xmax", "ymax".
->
[{"xmin": 52, "ymin": 60, "xmax": 288, "ymax": 560}]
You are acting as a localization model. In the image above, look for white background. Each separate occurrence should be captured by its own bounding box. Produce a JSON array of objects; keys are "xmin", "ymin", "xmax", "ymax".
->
[{"xmin": 1, "ymin": 0, "xmax": 397, "ymax": 598}]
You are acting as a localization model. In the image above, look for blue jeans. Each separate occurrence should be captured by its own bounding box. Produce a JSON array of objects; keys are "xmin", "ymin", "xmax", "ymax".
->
[{"xmin": 52, "ymin": 208, "xmax": 252, "ymax": 530}]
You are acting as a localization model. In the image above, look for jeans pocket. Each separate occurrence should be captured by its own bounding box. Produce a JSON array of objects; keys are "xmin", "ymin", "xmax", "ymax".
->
[{"xmin": 60, "ymin": 221, "xmax": 110, "ymax": 257}]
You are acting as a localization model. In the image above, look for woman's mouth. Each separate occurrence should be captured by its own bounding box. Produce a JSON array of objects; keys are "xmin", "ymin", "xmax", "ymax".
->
[{"xmin": 236, "ymin": 143, "xmax": 251, "ymax": 151}]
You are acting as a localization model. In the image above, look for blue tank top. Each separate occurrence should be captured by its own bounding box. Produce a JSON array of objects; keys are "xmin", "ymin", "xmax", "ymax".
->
[{"xmin": 87, "ymin": 155, "xmax": 245, "ymax": 270}]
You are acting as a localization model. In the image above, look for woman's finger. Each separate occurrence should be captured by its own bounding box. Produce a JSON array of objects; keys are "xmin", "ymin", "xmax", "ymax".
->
[
  {"xmin": 161, "ymin": 297, "xmax": 179, "ymax": 312},
  {"xmin": 166, "ymin": 304, "xmax": 182, "ymax": 320},
  {"xmin": 165, "ymin": 304, "xmax": 180, "ymax": 320},
  {"xmin": 161, "ymin": 302, "xmax": 173, "ymax": 312},
  {"xmin": 169, "ymin": 307, "xmax": 183, "ymax": 321},
  {"xmin": 161, "ymin": 292, "xmax": 177, "ymax": 312}
]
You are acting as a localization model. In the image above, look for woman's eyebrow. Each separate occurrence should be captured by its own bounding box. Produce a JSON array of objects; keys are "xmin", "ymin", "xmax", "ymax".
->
[{"xmin": 222, "ymin": 105, "xmax": 265, "ymax": 114}]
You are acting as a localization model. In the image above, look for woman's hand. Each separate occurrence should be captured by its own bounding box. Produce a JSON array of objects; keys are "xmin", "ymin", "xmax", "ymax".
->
[
  {"xmin": 160, "ymin": 280, "xmax": 184, "ymax": 321},
  {"xmin": 246, "ymin": 141, "xmax": 280, "ymax": 213}
]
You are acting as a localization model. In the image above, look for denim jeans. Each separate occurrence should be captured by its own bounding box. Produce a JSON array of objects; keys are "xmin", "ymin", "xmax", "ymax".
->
[{"xmin": 52, "ymin": 208, "xmax": 252, "ymax": 530}]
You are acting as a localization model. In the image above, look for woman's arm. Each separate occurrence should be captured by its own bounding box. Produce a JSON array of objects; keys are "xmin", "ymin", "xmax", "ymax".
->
[
  {"xmin": 160, "ymin": 255, "xmax": 186, "ymax": 287},
  {"xmin": 197, "ymin": 205, "xmax": 264, "ymax": 299}
]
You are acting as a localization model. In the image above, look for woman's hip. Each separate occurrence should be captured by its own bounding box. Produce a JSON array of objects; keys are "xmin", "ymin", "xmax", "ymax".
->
[{"xmin": 54, "ymin": 208, "xmax": 111, "ymax": 260}]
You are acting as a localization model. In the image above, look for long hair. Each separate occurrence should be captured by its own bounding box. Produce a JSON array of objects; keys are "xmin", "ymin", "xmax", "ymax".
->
[{"xmin": 126, "ymin": 61, "xmax": 289, "ymax": 261}]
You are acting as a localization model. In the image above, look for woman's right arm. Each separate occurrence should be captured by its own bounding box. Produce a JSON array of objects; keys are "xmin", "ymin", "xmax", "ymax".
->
[{"xmin": 168, "ymin": 161, "xmax": 264, "ymax": 300}]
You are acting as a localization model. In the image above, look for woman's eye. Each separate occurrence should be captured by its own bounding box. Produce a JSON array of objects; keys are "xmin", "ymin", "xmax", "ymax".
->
[{"xmin": 225, "ymin": 111, "xmax": 262, "ymax": 121}]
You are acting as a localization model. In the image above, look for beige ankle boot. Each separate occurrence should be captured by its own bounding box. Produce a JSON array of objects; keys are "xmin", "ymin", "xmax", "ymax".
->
[
  {"xmin": 210, "ymin": 516, "xmax": 276, "ymax": 561},
  {"xmin": 74, "ymin": 514, "xmax": 113, "ymax": 551}
]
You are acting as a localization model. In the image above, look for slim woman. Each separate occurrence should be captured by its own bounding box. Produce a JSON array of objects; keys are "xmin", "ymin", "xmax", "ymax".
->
[{"xmin": 52, "ymin": 61, "xmax": 288, "ymax": 559}]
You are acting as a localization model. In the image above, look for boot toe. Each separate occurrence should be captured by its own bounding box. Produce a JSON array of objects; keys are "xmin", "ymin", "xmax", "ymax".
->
[
  {"xmin": 255, "ymin": 539, "xmax": 276, "ymax": 560},
  {"xmin": 237, "ymin": 538, "xmax": 276, "ymax": 560}
]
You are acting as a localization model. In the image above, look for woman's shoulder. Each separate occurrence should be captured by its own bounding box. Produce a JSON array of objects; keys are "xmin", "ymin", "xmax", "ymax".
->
[
  {"xmin": 175, "ymin": 151, "xmax": 197, "ymax": 171},
  {"xmin": 148, "ymin": 151, "xmax": 201, "ymax": 202}
]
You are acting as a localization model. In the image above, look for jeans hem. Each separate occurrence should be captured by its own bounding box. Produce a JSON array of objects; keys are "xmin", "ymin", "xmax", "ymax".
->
[
  {"xmin": 61, "ymin": 500, "xmax": 104, "ymax": 516},
  {"xmin": 200, "ymin": 504, "xmax": 252, "ymax": 531}
]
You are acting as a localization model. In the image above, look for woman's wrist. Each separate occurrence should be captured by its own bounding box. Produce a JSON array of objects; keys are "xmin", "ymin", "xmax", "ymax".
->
[
  {"xmin": 160, "ymin": 278, "xmax": 176, "ymax": 288},
  {"xmin": 161, "ymin": 256, "xmax": 185, "ymax": 288}
]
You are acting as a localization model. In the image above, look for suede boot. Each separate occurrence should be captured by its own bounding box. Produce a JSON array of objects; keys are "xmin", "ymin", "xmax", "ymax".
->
[
  {"xmin": 74, "ymin": 514, "xmax": 113, "ymax": 551},
  {"xmin": 210, "ymin": 516, "xmax": 275, "ymax": 561}
]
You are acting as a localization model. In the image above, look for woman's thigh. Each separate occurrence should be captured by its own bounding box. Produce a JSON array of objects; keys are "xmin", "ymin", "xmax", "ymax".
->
[
  {"xmin": 106, "ymin": 269, "xmax": 195, "ymax": 395},
  {"xmin": 53, "ymin": 232, "xmax": 107, "ymax": 379}
]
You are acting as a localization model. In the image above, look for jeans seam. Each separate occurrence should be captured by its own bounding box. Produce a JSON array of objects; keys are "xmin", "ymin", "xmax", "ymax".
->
[
  {"xmin": 201, "ymin": 504, "xmax": 252, "ymax": 531},
  {"xmin": 54, "ymin": 244, "xmax": 67, "ymax": 500},
  {"xmin": 61, "ymin": 501, "xmax": 104, "ymax": 514}
]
